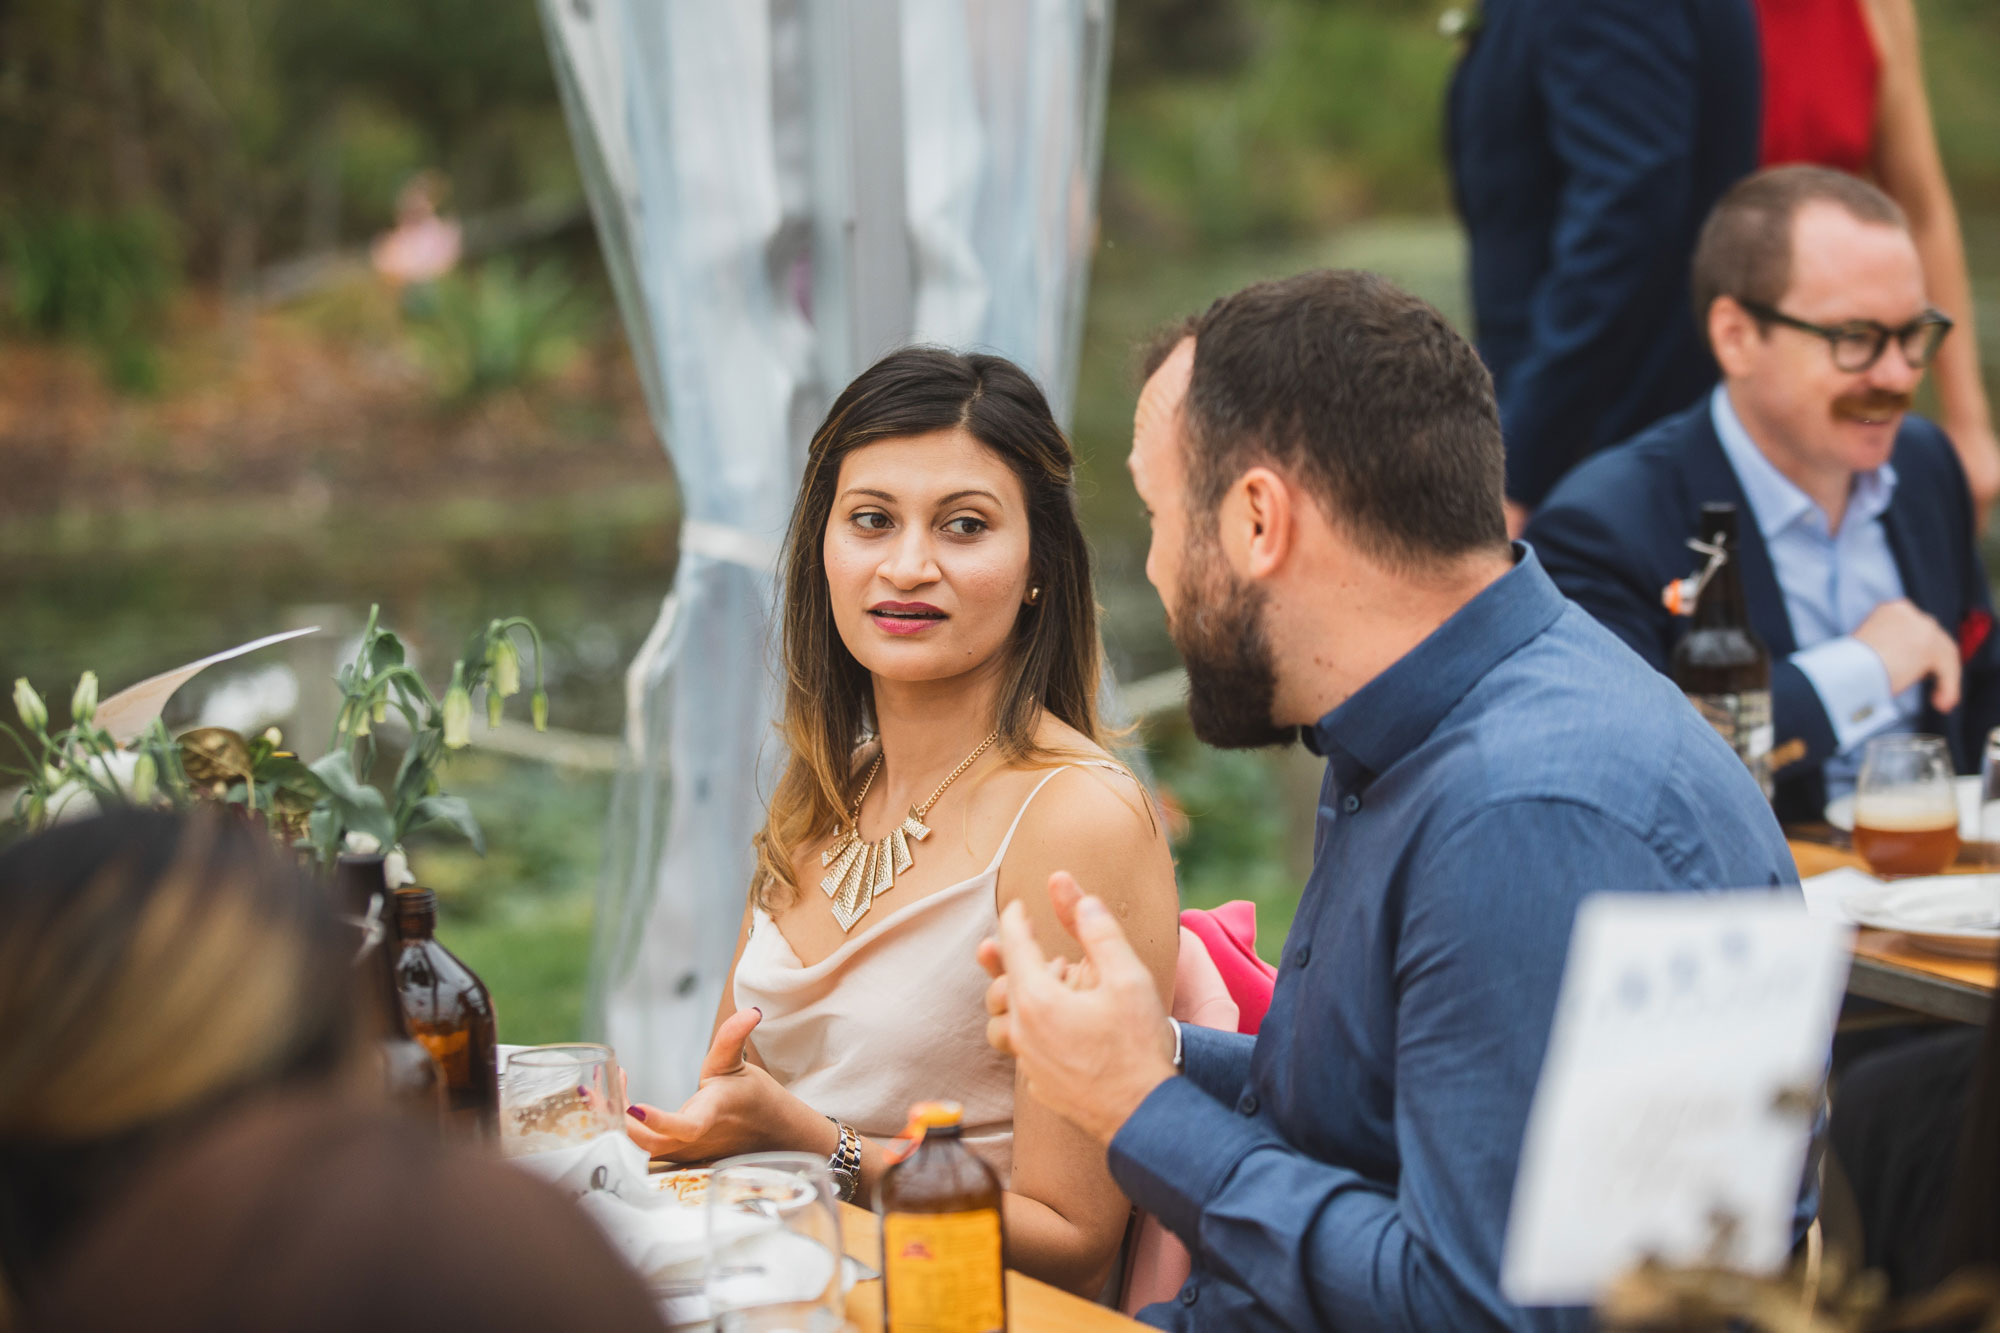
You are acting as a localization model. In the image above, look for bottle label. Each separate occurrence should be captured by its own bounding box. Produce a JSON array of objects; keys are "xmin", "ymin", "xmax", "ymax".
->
[
  {"xmin": 1688, "ymin": 689, "xmax": 1775, "ymax": 799},
  {"xmin": 882, "ymin": 1208, "xmax": 1005, "ymax": 1333}
]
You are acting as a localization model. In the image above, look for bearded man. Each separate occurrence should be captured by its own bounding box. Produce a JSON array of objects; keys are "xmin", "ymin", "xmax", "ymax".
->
[
  {"xmin": 1529, "ymin": 166, "xmax": 2000, "ymax": 824},
  {"xmin": 977, "ymin": 268, "xmax": 1798, "ymax": 1330}
]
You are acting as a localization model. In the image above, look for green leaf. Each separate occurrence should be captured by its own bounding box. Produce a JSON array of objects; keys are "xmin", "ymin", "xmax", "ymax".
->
[
  {"xmin": 309, "ymin": 750, "xmax": 368, "ymax": 804},
  {"xmin": 369, "ymin": 631, "xmax": 407, "ymax": 674},
  {"xmin": 308, "ymin": 806, "xmax": 341, "ymax": 865},
  {"xmin": 411, "ymin": 794, "xmax": 486, "ymax": 855},
  {"xmin": 255, "ymin": 754, "xmax": 328, "ymax": 799},
  {"xmin": 308, "ymin": 750, "xmax": 396, "ymax": 846}
]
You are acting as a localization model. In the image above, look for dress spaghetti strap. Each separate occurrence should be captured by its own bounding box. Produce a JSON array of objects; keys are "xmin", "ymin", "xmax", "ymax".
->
[{"xmin": 980, "ymin": 760, "xmax": 1141, "ymax": 877}]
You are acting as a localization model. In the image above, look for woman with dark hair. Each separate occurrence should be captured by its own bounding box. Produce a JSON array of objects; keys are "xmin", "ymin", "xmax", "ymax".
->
[
  {"xmin": 623, "ymin": 346, "xmax": 1180, "ymax": 1295},
  {"xmin": 0, "ymin": 811, "xmax": 667, "ymax": 1332}
]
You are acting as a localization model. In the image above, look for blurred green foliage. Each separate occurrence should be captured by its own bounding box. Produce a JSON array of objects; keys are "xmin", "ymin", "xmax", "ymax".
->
[
  {"xmin": 411, "ymin": 258, "xmax": 591, "ymax": 402},
  {"xmin": 0, "ymin": 0, "xmax": 571, "ymax": 274},
  {"xmin": 2, "ymin": 209, "xmax": 177, "ymax": 390},
  {"xmin": 1106, "ymin": 0, "xmax": 1457, "ymax": 248},
  {"xmin": 409, "ymin": 752, "xmax": 608, "ymax": 1046}
]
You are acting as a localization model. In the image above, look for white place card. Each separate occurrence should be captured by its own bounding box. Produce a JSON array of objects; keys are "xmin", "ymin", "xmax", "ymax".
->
[{"xmin": 1501, "ymin": 892, "xmax": 1850, "ymax": 1308}]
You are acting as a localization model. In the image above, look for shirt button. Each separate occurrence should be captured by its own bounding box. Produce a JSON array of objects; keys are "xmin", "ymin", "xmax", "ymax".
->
[
  {"xmin": 1295, "ymin": 942, "xmax": 1312, "ymax": 968},
  {"xmin": 1341, "ymin": 793, "xmax": 1362, "ymax": 815},
  {"xmin": 1238, "ymin": 1092, "xmax": 1259, "ymax": 1116},
  {"xmin": 1180, "ymin": 1283, "xmax": 1199, "ymax": 1306}
]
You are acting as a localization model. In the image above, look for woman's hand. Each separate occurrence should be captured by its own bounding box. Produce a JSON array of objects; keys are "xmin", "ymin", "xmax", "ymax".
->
[{"xmin": 623, "ymin": 1007, "xmax": 831, "ymax": 1163}]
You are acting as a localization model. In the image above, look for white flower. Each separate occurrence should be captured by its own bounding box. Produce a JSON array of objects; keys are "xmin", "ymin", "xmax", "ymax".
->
[
  {"xmin": 44, "ymin": 749, "xmax": 143, "ymax": 824},
  {"xmin": 343, "ymin": 830, "xmax": 384, "ymax": 856},
  {"xmin": 442, "ymin": 684, "xmax": 472, "ymax": 749},
  {"xmin": 13, "ymin": 678, "xmax": 46, "ymax": 732},
  {"xmin": 70, "ymin": 671, "xmax": 98, "ymax": 725},
  {"xmin": 385, "ymin": 847, "xmax": 414, "ymax": 889},
  {"xmin": 489, "ymin": 637, "xmax": 521, "ymax": 698}
]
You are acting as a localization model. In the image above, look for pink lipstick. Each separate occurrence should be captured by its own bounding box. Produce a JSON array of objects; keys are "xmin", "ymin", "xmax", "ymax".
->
[{"xmin": 868, "ymin": 600, "xmax": 947, "ymax": 635}]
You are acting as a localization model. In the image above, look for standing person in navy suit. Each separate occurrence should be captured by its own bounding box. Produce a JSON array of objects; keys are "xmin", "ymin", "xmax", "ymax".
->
[
  {"xmin": 1528, "ymin": 166, "xmax": 2000, "ymax": 825},
  {"xmin": 1448, "ymin": 0, "xmax": 1762, "ymax": 535}
]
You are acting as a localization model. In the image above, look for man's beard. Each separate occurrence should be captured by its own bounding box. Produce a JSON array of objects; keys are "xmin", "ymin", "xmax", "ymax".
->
[{"xmin": 1169, "ymin": 538, "xmax": 1297, "ymax": 749}]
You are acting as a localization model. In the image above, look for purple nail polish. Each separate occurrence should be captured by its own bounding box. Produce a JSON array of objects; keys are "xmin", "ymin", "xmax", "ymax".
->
[
  {"xmin": 627, "ymin": 1105, "xmax": 647, "ymax": 1121},
  {"xmin": 577, "ymin": 1085, "xmax": 590, "ymax": 1097}
]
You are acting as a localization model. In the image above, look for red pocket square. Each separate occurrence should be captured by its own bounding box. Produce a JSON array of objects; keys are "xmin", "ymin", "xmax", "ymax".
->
[{"xmin": 1960, "ymin": 609, "xmax": 1993, "ymax": 663}]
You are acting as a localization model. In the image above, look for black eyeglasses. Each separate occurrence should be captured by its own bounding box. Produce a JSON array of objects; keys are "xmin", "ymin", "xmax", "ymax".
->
[{"xmin": 1738, "ymin": 299, "xmax": 1954, "ymax": 373}]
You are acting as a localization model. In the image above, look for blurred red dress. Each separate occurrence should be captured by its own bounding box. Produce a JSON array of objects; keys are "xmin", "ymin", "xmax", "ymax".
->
[{"xmin": 1756, "ymin": 0, "xmax": 1881, "ymax": 173}]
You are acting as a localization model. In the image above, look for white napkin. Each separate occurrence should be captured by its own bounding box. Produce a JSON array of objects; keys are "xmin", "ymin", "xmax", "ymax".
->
[
  {"xmin": 507, "ymin": 1130, "xmax": 655, "ymax": 1205},
  {"xmin": 1799, "ymin": 866, "xmax": 1883, "ymax": 922},
  {"xmin": 574, "ymin": 1188, "xmax": 775, "ymax": 1282}
]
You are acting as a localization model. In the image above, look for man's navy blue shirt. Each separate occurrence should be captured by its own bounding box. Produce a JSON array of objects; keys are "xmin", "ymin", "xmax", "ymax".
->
[{"xmin": 1108, "ymin": 548, "xmax": 1798, "ymax": 1331}]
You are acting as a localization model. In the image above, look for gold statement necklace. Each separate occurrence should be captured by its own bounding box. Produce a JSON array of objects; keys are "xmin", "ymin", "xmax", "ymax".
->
[{"xmin": 820, "ymin": 729, "xmax": 1000, "ymax": 932}]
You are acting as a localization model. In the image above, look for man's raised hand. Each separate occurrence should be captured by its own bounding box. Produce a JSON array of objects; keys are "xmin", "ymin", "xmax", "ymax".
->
[{"xmin": 978, "ymin": 872, "xmax": 1178, "ymax": 1146}]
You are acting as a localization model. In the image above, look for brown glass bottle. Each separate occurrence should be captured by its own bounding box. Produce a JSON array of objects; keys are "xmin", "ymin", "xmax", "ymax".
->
[
  {"xmin": 878, "ymin": 1101, "xmax": 1006, "ymax": 1333},
  {"xmin": 332, "ymin": 854, "xmax": 444, "ymax": 1118},
  {"xmin": 391, "ymin": 887, "xmax": 499, "ymax": 1139},
  {"xmin": 1671, "ymin": 502, "xmax": 1775, "ymax": 798}
]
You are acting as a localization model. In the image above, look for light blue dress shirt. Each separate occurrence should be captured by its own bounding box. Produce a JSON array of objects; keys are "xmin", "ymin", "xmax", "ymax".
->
[{"xmin": 1708, "ymin": 385, "xmax": 1918, "ymax": 797}]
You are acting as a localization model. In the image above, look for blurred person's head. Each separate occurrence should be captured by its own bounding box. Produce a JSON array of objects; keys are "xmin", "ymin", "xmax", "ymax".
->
[
  {"xmin": 0, "ymin": 810, "xmax": 359, "ymax": 1319},
  {"xmin": 1694, "ymin": 166, "xmax": 1946, "ymax": 487},
  {"xmin": 753, "ymin": 346, "xmax": 1103, "ymax": 906},
  {"xmin": 24, "ymin": 1097, "xmax": 667, "ymax": 1333},
  {"xmin": 1130, "ymin": 269, "xmax": 1511, "ymax": 747}
]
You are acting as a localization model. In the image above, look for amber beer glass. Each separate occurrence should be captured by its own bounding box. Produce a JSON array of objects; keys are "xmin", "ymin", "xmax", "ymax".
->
[
  {"xmin": 1854, "ymin": 734, "xmax": 1961, "ymax": 876},
  {"xmin": 1670, "ymin": 502, "xmax": 1774, "ymax": 798},
  {"xmin": 878, "ymin": 1101, "xmax": 1005, "ymax": 1333}
]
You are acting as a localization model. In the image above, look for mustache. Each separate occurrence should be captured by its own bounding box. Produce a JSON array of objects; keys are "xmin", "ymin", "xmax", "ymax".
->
[{"xmin": 1832, "ymin": 388, "xmax": 1914, "ymax": 421}]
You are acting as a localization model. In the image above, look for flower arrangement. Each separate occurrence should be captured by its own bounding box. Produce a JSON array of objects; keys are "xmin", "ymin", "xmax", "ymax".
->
[{"xmin": 3, "ymin": 607, "xmax": 548, "ymax": 874}]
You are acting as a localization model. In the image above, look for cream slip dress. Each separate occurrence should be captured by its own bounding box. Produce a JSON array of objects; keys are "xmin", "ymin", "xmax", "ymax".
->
[{"xmin": 734, "ymin": 761, "xmax": 1133, "ymax": 1185}]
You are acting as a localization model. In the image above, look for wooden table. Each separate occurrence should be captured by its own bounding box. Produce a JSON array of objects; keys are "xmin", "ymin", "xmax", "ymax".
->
[
  {"xmin": 1788, "ymin": 836, "xmax": 1998, "ymax": 1025},
  {"xmin": 839, "ymin": 1203, "xmax": 1140, "ymax": 1332}
]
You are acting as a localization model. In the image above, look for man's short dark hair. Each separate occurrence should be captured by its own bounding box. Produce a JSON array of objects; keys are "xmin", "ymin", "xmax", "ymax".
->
[
  {"xmin": 1690, "ymin": 165, "xmax": 1908, "ymax": 343},
  {"xmin": 1145, "ymin": 269, "xmax": 1507, "ymax": 570}
]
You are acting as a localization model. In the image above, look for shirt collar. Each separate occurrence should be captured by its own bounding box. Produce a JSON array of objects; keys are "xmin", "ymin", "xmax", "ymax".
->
[
  {"xmin": 1302, "ymin": 545, "xmax": 1567, "ymax": 789},
  {"xmin": 1710, "ymin": 383, "xmax": 1897, "ymax": 538}
]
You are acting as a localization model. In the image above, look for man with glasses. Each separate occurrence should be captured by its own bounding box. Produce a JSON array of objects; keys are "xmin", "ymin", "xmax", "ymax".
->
[{"xmin": 1529, "ymin": 165, "xmax": 2000, "ymax": 823}]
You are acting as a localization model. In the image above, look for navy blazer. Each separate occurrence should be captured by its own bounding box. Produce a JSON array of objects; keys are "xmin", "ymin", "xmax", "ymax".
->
[
  {"xmin": 1447, "ymin": 0, "xmax": 1760, "ymax": 507},
  {"xmin": 1526, "ymin": 401, "xmax": 2000, "ymax": 825}
]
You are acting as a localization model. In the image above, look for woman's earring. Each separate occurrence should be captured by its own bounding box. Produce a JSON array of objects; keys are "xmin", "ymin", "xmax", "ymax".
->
[{"xmin": 1026, "ymin": 585, "xmax": 1043, "ymax": 606}]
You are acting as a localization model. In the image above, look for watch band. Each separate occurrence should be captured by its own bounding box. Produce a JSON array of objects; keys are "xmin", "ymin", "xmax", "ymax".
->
[{"xmin": 825, "ymin": 1115, "xmax": 862, "ymax": 1202}]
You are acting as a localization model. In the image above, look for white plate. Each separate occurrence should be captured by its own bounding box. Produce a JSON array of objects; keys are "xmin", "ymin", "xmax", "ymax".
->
[
  {"xmin": 645, "ymin": 1168, "xmax": 711, "ymax": 1207},
  {"xmin": 1825, "ymin": 774, "xmax": 1983, "ymax": 840},
  {"xmin": 1841, "ymin": 874, "xmax": 2000, "ymax": 957}
]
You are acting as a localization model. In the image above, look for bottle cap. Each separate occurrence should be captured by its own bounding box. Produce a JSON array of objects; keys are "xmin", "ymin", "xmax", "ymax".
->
[{"xmin": 906, "ymin": 1100, "xmax": 964, "ymax": 1130}]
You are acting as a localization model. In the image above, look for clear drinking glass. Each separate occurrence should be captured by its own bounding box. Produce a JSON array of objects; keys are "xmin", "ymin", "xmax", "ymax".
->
[
  {"xmin": 706, "ymin": 1152, "xmax": 847, "ymax": 1333},
  {"xmin": 1979, "ymin": 728, "xmax": 2000, "ymax": 867},
  {"xmin": 499, "ymin": 1043, "xmax": 623, "ymax": 1157},
  {"xmin": 1854, "ymin": 734, "xmax": 1961, "ymax": 877}
]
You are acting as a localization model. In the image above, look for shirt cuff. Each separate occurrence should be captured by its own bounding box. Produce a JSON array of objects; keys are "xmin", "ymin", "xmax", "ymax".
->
[
  {"xmin": 1792, "ymin": 637, "xmax": 1900, "ymax": 753},
  {"xmin": 1106, "ymin": 1074, "xmax": 1279, "ymax": 1242}
]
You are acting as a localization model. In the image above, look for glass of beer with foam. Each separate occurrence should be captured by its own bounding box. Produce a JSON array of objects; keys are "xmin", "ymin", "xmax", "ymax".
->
[{"xmin": 1855, "ymin": 734, "xmax": 1960, "ymax": 876}]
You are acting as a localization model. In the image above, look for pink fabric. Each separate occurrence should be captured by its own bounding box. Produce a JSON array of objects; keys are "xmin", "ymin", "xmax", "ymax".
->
[
  {"xmin": 1169, "ymin": 925, "xmax": 1240, "ymax": 1032},
  {"xmin": 1178, "ymin": 900, "xmax": 1278, "ymax": 1034},
  {"xmin": 1120, "ymin": 905, "xmax": 1276, "ymax": 1316}
]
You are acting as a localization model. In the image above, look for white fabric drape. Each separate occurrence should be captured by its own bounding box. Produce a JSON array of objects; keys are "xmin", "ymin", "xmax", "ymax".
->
[{"xmin": 541, "ymin": 0, "xmax": 1113, "ymax": 1105}]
